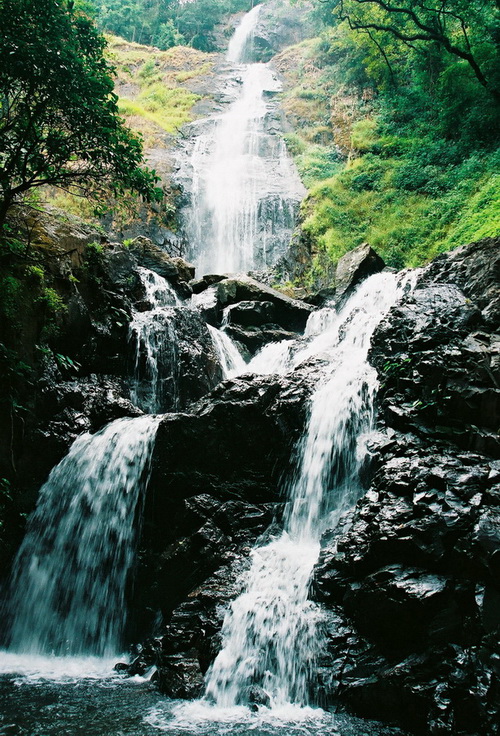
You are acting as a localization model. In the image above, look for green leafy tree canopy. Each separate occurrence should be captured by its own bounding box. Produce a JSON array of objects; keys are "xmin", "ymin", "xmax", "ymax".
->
[
  {"xmin": 0, "ymin": 0, "xmax": 162, "ymax": 225},
  {"xmin": 321, "ymin": 0, "xmax": 500, "ymax": 102}
]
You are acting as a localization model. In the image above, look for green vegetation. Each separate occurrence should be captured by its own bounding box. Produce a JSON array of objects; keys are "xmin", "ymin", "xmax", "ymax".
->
[
  {"xmin": 277, "ymin": 1, "xmax": 500, "ymax": 281},
  {"xmin": 118, "ymin": 84, "xmax": 200, "ymax": 134},
  {"xmin": 0, "ymin": 0, "xmax": 162, "ymax": 228},
  {"xmin": 106, "ymin": 37, "xmax": 210, "ymax": 146},
  {"xmin": 87, "ymin": 0, "xmax": 254, "ymax": 50}
]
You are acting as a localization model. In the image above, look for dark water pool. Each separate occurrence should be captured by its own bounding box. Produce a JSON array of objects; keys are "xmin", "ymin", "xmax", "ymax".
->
[
  {"xmin": 0, "ymin": 676, "xmax": 410, "ymax": 736},
  {"xmin": 0, "ymin": 655, "xmax": 409, "ymax": 736}
]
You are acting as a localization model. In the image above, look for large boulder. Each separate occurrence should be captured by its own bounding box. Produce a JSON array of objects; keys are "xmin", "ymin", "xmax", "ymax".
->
[
  {"xmin": 216, "ymin": 276, "xmax": 313, "ymax": 330},
  {"xmin": 130, "ymin": 305, "xmax": 223, "ymax": 413},
  {"xmin": 334, "ymin": 242, "xmax": 386, "ymax": 304},
  {"xmin": 306, "ymin": 243, "xmax": 386, "ymax": 306},
  {"xmin": 128, "ymin": 235, "xmax": 195, "ymax": 297},
  {"xmin": 128, "ymin": 366, "xmax": 320, "ymax": 643}
]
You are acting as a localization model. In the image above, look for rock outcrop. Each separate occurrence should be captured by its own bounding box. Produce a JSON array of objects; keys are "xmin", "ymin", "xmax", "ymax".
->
[
  {"xmin": 313, "ymin": 238, "xmax": 500, "ymax": 734},
  {"xmin": 127, "ymin": 365, "xmax": 321, "ymax": 643},
  {"xmin": 128, "ymin": 238, "xmax": 500, "ymax": 735},
  {"xmin": 191, "ymin": 275, "xmax": 314, "ymax": 353}
]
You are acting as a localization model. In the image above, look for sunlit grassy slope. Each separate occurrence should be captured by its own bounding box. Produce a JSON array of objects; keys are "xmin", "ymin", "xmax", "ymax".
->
[
  {"xmin": 47, "ymin": 37, "xmax": 214, "ymax": 223},
  {"xmin": 108, "ymin": 36, "xmax": 213, "ymax": 143},
  {"xmin": 275, "ymin": 38, "xmax": 500, "ymax": 280}
]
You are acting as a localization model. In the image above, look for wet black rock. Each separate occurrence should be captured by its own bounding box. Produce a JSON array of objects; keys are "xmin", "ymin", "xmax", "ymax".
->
[
  {"xmin": 334, "ymin": 243, "xmax": 386, "ymax": 304},
  {"xmin": 216, "ymin": 276, "xmax": 314, "ymax": 331},
  {"xmin": 130, "ymin": 305, "xmax": 223, "ymax": 413},
  {"xmin": 225, "ymin": 300, "xmax": 276, "ymax": 327},
  {"xmin": 306, "ymin": 242, "xmax": 386, "ymax": 307},
  {"xmin": 154, "ymin": 654, "xmax": 205, "ymax": 699},
  {"xmin": 224, "ymin": 322, "xmax": 298, "ymax": 353},
  {"xmin": 128, "ymin": 235, "xmax": 195, "ymax": 297},
  {"xmin": 128, "ymin": 367, "xmax": 319, "ymax": 659},
  {"xmin": 313, "ymin": 238, "xmax": 500, "ymax": 734}
]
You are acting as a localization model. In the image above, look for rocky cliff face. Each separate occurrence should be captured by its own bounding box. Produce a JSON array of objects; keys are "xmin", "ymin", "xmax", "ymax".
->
[
  {"xmin": 2, "ymin": 208, "xmax": 498, "ymax": 736},
  {"xmin": 0, "ymin": 212, "xmax": 216, "ymax": 582}
]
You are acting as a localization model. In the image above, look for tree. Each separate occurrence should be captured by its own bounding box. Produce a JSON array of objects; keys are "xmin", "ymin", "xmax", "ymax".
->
[
  {"xmin": 322, "ymin": 0, "xmax": 500, "ymax": 102},
  {"xmin": 0, "ymin": 0, "xmax": 162, "ymax": 227}
]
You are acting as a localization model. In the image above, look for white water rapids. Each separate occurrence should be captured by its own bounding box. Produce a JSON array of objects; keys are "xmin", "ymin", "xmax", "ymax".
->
[
  {"xmin": 179, "ymin": 3, "xmax": 305, "ymax": 275},
  {"xmin": 129, "ymin": 267, "xmax": 181, "ymax": 413},
  {"xmin": 201, "ymin": 271, "xmax": 407, "ymax": 710},
  {"xmin": 6, "ymin": 416, "xmax": 161, "ymax": 659}
]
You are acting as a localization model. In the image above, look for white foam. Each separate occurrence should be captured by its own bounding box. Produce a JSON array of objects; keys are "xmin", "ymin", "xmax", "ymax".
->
[{"xmin": 0, "ymin": 651, "xmax": 121, "ymax": 683}]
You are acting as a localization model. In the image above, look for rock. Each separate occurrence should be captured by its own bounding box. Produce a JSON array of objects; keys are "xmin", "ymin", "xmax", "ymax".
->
[
  {"xmin": 129, "ymin": 368, "xmax": 317, "ymax": 646},
  {"xmin": 304, "ymin": 243, "xmax": 386, "ymax": 306},
  {"xmin": 154, "ymin": 654, "xmax": 205, "ymax": 699},
  {"xmin": 224, "ymin": 323, "xmax": 298, "ymax": 354},
  {"xmin": 189, "ymin": 274, "xmax": 227, "ymax": 294},
  {"xmin": 16, "ymin": 374, "xmax": 143, "ymax": 506},
  {"xmin": 247, "ymin": 0, "xmax": 316, "ymax": 62},
  {"xmin": 422, "ymin": 237, "xmax": 500, "ymax": 328},
  {"xmin": 334, "ymin": 243, "xmax": 386, "ymax": 304},
  {"xmin": 128, "ymin": 235, "xmax": 195, "ymax": 292},
  {"xmin": 246, "ymin": 685, "xmax": 271, "ymax": 709},
  {"xmin": 224, "ymin": 300, "xmax": 276, "ymax": 327},
  {"xmin": 130, "ymin": 306, "xmax": 223, "ymax": 412},
  {"xmin": 370, "ymin": 269, "xmax": 497, "ymax": 456},
  {"xmin": 216, "ymin": 276, "xmax": 313, "ymax": 331},
  {"xmin": 311, "ymin": 239, "xmax": 500, "ymax": 734}
]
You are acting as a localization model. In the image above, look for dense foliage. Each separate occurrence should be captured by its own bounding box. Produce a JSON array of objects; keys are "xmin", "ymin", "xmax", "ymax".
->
[
  {"xmin": 90, "ymin": 0, "xmax": 255, "ymax": 50},
  {"xmin": 0, "ymin": 0, "xmax": 162, "ymax": 225},
  {"xmin": 324, "ymin": 0, "xmax": 500, "ymax": 101},
  {"xmin": 279, "ymin": 0, "xmax": 500, "ymax": 278}
]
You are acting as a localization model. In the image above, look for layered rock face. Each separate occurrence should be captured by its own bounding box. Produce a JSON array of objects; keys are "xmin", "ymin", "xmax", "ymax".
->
[
  {"xmin": 313, "ymin": 238, "xmax": 500, "ymax": 734},
  {"xmin": 125, "ymin": 362, "xmax": 322, "ymax": 656},
  {"xmin": 0, "ymin": 227, "xmax": 216, "ymax": 574}
]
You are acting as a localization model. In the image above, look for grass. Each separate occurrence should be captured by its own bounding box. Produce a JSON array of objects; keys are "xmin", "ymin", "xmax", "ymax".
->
[
  {"xmin": 45, "ymin": 36, "xmax": 214, "ymax": 227},
  {"xmin": 300, "ymin": 145, "xmax": 500, "ymax": 272},
  {"xmin": 118, "ymin": 85, "xmax": 201, "ymax": 135},
  {"xmin": 275, "ymin": 36, "xmax": 500, "ymax": 285},
  {"xmin": 107, "ymin": 35, "xmax": 213, "ymax": 141}
]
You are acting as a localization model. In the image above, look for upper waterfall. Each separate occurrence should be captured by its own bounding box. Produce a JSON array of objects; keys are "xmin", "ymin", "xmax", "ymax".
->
[
  {"xmin": 176, "ymin": 3, "xmax": 305, "ymax": 276},
  {"xmin": 227, "ymin": 4, "xmax": 262, "ymax": 63}
]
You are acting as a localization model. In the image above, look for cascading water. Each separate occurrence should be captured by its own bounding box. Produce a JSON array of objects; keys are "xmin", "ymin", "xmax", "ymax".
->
[
  {"xmin": 208, "ymin": 324, "xmax": 247, "ymax": 378},
  {"xmin": 203, "ymin": 272, "xmax": 407, "ymax": 708},
  {"xmin": 129, "ymin": 267, "xmax": 181, "ymax": 414},
  {"xmin": 178, "ymin": 4, "xmax": 305, "ymax": 275},
  {"xmin": 1, "ymin": 6, "xmax": 414, "ymax": 735},
  {"xmin": 7, "ymin": 415, "xmax": 161, "ymax": 657}
]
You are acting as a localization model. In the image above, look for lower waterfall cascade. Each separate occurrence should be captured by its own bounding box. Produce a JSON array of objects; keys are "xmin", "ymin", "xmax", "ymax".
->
[
  {"xmin": 7, "ymin": 415, "xmax": 161, "ymax": 658},
  {"xmin": 202, "ymin": 272, "xmax": 409, "ymax": 709}
]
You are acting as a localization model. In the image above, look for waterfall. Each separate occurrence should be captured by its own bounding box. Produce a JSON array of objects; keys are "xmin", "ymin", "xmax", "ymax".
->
[
  {"xmin": 203, "ymin": 272, "xmax": 407, "ymax": 708},
  {"xmin": 178, "ymin": 4, "xmax": 305, "ymax": 275},
  {"xmin": 129, "ymin": 267, "xmax": 181, "ymax": 413},
  {"xmin": 208, "ymin": 324, "xmax": 246, "ymax": 378},
  {"xmin": 227, "ymin": 4, "xmax": 261, "ymax": 63},
  {"xmin": 7, "ymin": 415, "xmax": 160, "ymax": 657}
]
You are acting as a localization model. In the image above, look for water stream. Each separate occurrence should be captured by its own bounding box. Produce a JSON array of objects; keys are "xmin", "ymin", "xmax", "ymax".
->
[
  {"xmin": 202, "ymin": 272, "xmax": 406, "ymax": 710},
  {"xmin": 129, "ymin": 267, "xmax": 181, "ymax": 413},
  {"xmin": 6, "ymin": 415, "xmax": 161, "ymax": 658},
  {"xmin": 178, "ymin": 3, "xmax": 305, "ymax": 275}
]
